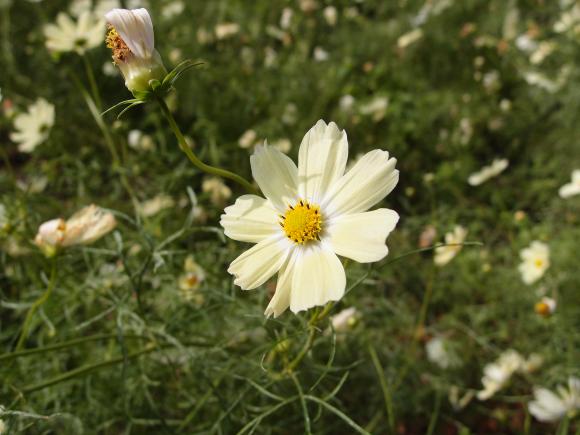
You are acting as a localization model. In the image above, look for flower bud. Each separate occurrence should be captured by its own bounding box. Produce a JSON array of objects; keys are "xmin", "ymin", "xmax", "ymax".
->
[{"xmin": 105, "ymin": 8, "xmax": 166, "ymax": 94}]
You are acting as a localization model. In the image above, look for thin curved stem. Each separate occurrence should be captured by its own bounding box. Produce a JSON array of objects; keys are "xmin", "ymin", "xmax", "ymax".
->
[
  {"xmin": 156, "ymin": 97, "xmax": 258, "ymax": 194},
  {"xmin": 16, "ymin": 259, "xmax": 57, "ymax": 350},
  {"xmin": 82, "ymin": 54, "xmax": 102, "ymax": 109}
]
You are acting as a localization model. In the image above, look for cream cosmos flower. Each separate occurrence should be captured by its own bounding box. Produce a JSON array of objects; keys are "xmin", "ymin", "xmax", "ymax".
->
[
  {"xmin": 220, "ymin": 120, "xmax": 399, "ymax": 317},
  {"xmin": 9, "ymin": 98, "xmax": 55, "ymax": 153},
  {"xmin": 559, "ymin": 170, "xmax": 580, "ymax": 199},
  {"xmin": 44, "ymin": 11, "xmax": 104, "ymax": 54},
  {"xmin": 467, "ymin": 158, "xmax": 509, "ymax": 186},
  {"xmin": 529, "ymin": 377, "xmax": 580, "ymax": 422},
  {"xmin": 518, "ymin": 241, "xmax": 550, "ymax": 285},
  {"xmin": 434, "ymin": 225, "xmax": 467, "ymax": 266},
  {"xmin": 34, "ymin": 205, "xmax": 116, "ymax": 254},
  {"xmin": 105, "ymin": 8, "xmax": 166, "ymax": 93}
]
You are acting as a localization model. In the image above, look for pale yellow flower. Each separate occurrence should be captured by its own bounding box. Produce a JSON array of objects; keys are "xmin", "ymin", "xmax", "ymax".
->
[
  {"xmin": 518, "ymin": 241, "xmax": 550, "ymax": 285},
  {"xmin": 34, "ymin": 205, "xmax": 116, "ymax": 251},
  {"xmin": 434, "ymin": 226, "xmax": 467, "ymax": 266},
  {"xmin": 221, "ymin": 120, "xmax": 399, "ymax": 316},
  {"xmin": 10, "ymin": 98, "xmax": 55, "ymax": 153},
  {"xmin": 477, "ymin": 350, "xmax": 524, "ymax": 400}
]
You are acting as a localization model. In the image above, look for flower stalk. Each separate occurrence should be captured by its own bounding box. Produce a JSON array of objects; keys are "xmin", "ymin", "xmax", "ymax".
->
[
  {"xmin": 16, "ymin": 259, "xmax": 57, "ymax": 350},
  {"xmin": 155, "ymin": 96, "xmax": 258, "ymax": 194}
]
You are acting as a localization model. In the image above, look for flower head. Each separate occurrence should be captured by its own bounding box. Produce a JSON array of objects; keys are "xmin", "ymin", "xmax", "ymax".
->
[
  {"xmin": 34, "ymin": 205, "xmax": 116, "ymax": 255},
  {"xmin": 44, "ymin": 12, "xmax": 104, "ymax": 54},
  {"xmin": 9, "ymin": 98, "xmax": 55, "ymax": 153},
  {"xmin": 518, "ymin": 241, "xmax": 550, "ymax": 285},
  {"xmin": 477, "ymin": 350, "xmax": 525, "ymax": 400},
  {"xmin": 434, "ymin": 226, "xmax": 467, "ymax": 266},
  {"xmin": 426, "ymin": 336, "xmax": 460, "ymax": 369},
  {"xmin": 467, "ymin": 158, "xmax": 509, "ymax": 186},
  {"xmin": 105, "ymin": 8, "xmax": 166, "ymax": 93},
  {"xmin": 529, "ymin": 377, "xmax": 580, "ymax": 422},
  {"xmin": 178, "ymin": 255, "xmax": 206, "ymax": 304},
  {"xmin": 559, "ymin": 169, "xmax": 580, "ymax": 199},
  {"xmin": 220, "ymin": 120, "xmax": 399, "ymax": 317}
]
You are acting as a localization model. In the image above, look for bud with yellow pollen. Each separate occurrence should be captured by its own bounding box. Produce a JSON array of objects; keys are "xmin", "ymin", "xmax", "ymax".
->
[{"xmin": 105, "ymin": 8, "xmax": 166, "ymax": 95}]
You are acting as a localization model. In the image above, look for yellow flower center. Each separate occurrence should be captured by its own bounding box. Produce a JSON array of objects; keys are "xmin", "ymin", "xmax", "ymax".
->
[
  {"xmin": 534, "ymin": 258, "xmax": 544, "ymax": 269},
  {"xmin": 280, "ymin": 200, "xmax": 322, "ymax": 245},
  {"xmin": 105, "ymin": 25, "xmax": 132, "ymax": 64},
  {"xmin": 534, "ymin": 301, "xmax": 550, "ymax": 316}
]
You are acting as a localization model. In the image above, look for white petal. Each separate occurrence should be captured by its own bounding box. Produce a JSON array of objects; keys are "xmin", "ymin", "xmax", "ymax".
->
[
  {"xmin": 559, "ymin": 182, "xmax": 580, "ymax": 198},
  {"xmin": 250, "ymin": 145, "xmax": 298, "ymax": 213},
  {"xmin": 322, "ymin": 149, "xmax": 398, "ymax": 217},
  {"xmin": 105, "ymin": 8, "xmax": 154, "ymax": 58},
  {"xmin": 264, "ymin": 250, "xmax": 298, "ymax": 317},
  {"xmin": 220, "ymin": 195, "xmax": 281, "ymax": 243},
  {"xmin": 327, "ymin": 208, "xmax": 399, "ymax": 263},
  {"xmin": 228, "ymin": 236, "xmax": 289, "ymax": 290},
  {"xmin": 297, "ymin": 120, "xmax": 348, "ymax": 204},
  {"xmin": 290, "ymin": 243, "xmax": 345, "ymax": 313}
]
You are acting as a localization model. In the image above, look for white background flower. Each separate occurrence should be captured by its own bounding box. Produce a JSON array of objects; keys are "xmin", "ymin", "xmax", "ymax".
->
[
  {"xmin": 559, "ymin": 170, "xmax": 580, "ymax": 198},
  {"xmin": 518, "ymin": 241, "xmax": 550, "ymax": 285},
  {"xmin": 221, "ymin": 120, "xmax": 399, "ymax": 316},
  {"xmin": 467, "ymin": 158, "xmax": 509, "ymax": 186},
  {"xmin": 9, "ymin": 98, "xmax": 55, "ymax": 153},
  {"xmin": 529, "ymin": 377, "xmax": 580, "ymax": 422},
  {"xmin": 434, "ymin": 225, "xmax": 467, "ymax": 266},
  {"xmin": 44, "ymin": 11, "xmax": 104, "ymax": 54},
  {"xmin": 477, "ymin": 350, "xmax": 524, "ymax": 400}
]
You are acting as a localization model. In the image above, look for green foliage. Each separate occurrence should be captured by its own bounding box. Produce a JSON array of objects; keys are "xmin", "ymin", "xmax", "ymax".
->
[{"xmin": 0, "ymin": 0, "xmax": 579, "ymax": 433}]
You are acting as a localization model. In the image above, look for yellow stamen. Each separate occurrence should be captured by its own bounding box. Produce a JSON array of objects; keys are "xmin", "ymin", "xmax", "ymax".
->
[
  {"xmin": 105, "ymin": 25, "xmax": 131, "ymax": 64},
  {"xmin": 534, "ymin": 258, "xmax": 544, "ymax": 269},
  {"xmin": 281, "ymin": 199, "xmax": 322, "ymax": 245},
  {"xmin": 534, "ymin": 301, "xmax": 550, "ymax": 316}
]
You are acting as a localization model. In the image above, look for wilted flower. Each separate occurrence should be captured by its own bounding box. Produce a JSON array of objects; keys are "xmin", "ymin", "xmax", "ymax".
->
[
  {"xmin": 105, "ymin": 8, "xmax": 166, "ymax": 93},
  {"xmin": 323, "ymin": 6, "xmax": 338, "ymax": 26},
  {"xmin": 426, "ymin": 336, "xmax": 460, "ymax": 369},
  {"xmin": 313, "ymin": 46, "xmax": 329, "ymax": 61},
  {"xmin": 138, "ymin": 194, "xmax": 174, "ymax": 217},
  {"xmin": 467, "ymin": 158, "xmax": 509, "ymax": 186},
  {"xmin": 238, "ymin": 129, "xmax": 258, "ymax": 149},
  {"xmin": 10, "ymin": 98, "xmax": 55, "ymax": 153},
  {"xmin": 477, "ymin": 350, "xmax": 525, "ymax": 400},
  {"xmin": 329, "ymin": 307, "xmax": 359, "ymax": 332},
  {"xmin": 178, "ymin": 255, "xmax": 206, "ymax": 304},
  {"xmin": 397, "ymin": 28, "xmax": 423, "ymax": 49},
  {"xmin": 34, "ymin": 205, "xmax": 116, "ymax": 254},
  {"xmin": 434, "ymin": 226, "xmax": 467, "ymax": 266},
  {"xmin": 535, "ymin": 296, "xmax": 557, "ymax": 317},
  {"xmin": 518, "ymin": 241, "xmax": 550, "ymax": 285},
  {"xmin": 202, "ymin": 177, "xmax": 232, "ymax": 206},
  {"xmin": 529, "ymin": 377, "xmax": 580, "ymax": 422},
  {"xmin": 215, "ymin": 22, "xmax": 239, "ymax": 40},
  {"xmin": 559, "ymin": 170, "xmax": 580, "ymax": 198},
  {"xmin": 221, "ymin": 120, "xmax": 399, "ymax": 316},
  {"xmin": 359, "ymin": 97, "xmax": 389, "ymax": 122}
]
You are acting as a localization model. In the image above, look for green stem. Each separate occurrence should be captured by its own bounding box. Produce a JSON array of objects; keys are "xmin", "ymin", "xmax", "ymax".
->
[
  {"xmin": 1, "ymin": 333, "xmax": 147, "ymax": 362},
  {"xmin": 156, "ymin": 97, "xmax": 258, "ymax": 194},
  {"xmin": 82, "ymin": 54, "xmax": 102, "ymax": 109},
  {"xmin": 368, "ymin": 345, "xmax": 395, "ymax": 434},
  {"xmin": 16, "ymin": 259, "xmax": 57, "ymax": 350},
  {"xmin": 21, "ymin": 344, "xmax": 157, "ymax": 394},
  {"xmin": 284, "ymin": 303, "xmax": 334, "ymax": 373}
]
